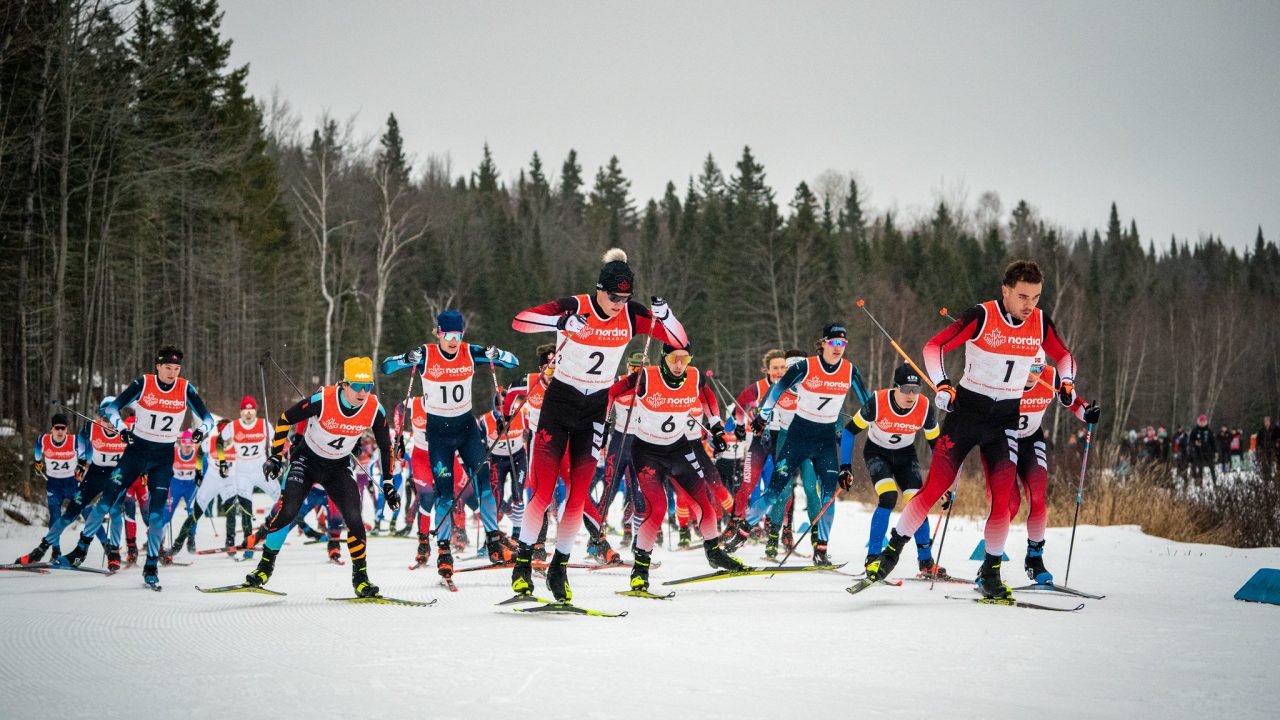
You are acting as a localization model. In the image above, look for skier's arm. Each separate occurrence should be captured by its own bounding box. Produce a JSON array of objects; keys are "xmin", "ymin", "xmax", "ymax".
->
[
  {"xmin": 469, "ymin": 343, "xmax": 519, "ymax": 368},
  {"xmin": 380, "ymin": 348, "xmax": 425, "ymax": 376},
  {"xmin": 607, "ymin": 371, "xmax": 642, "ymax": 406},
  {"xmin": 76, "ymin": 425, "xmax": 92, "ymax": 460},
  {"xmin": 759, "ymin": 363, "xmax": 808, "ymax": 418},
  {"xmin": 103, "ymin": 377, "xmax": 145, "ymax": 431},
  {"xmin": 512, "ymin": 298, "xmax": 578, "ymax": 334},
  {"xmin": 1041, "ymin": 311, "xmax": 1078, "ymax": 386},
  {"xmin": 369, "ymin": 409, "xmax": 393, "ymax": 480},
  {"xmin": 735, "ymin": 384, "xmax": 761, "ymax": 425},
  {"xmin": 185, "ymin": 384, "xmax": 215, "ymax": 438},
  {"xmin": 631, "ymin": 300, "xmax": 689, "ymax": 348},
  {"xmin": 269, "ymin": 393, "xmax": 324, "ymax": 457},
  {"xmin": 923, "ymin": 304, "xmax": 984, "ymax": 388},
  {"xmin": 922, "ymin": 405, "xmax": 940, "ymax": 449},
  {"xmin": 33, "ymin": 435, "xmax": 45, "ymax": 463},
  {"xmin": 849, "ymin": 362, "xmax": 872, "ymax": 406},
  {"xmin": 698, "ymin": 375, "xmax": 723, "ymax": 429}
]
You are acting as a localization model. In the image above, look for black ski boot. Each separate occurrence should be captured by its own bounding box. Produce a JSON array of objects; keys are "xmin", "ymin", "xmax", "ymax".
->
[
  {"xmin": 587, "ymin": 533, "xmax": 622, "ymax": 565},
  {"xmin": 413, "ymin": 534, "xmax": 430, "ymax": 569},
  {"xmin": 978, "ymin": 552, "xmax": 1013, "ymax": 600},
  {"xmin": 812, "ymin": 539, "xmax": 831, "ymax": 567},
  {"xmin": 865, "ymin": 529, "xmax": 908, "ymax": 582},
  {"xmin": 1025, "ymin": 539, "xmax": 1053, "ymax": 584},
  {"xmin": 245, "ymin": 547, "xmax": 279, "ymax": 587},
  {"xmin": 723, "ymin": 521, "xmax": 752, "ymax": 552},
  {"xmin": 436, "ymin": 541, "xmax": 454, "ymax": 579},
  {"xmin": 57, "ymin": 536, "xmax": 92, "ymax": 567},
  {"xmin": 327, "ymin": 539, "xmax": 343, "ymax": 564},
  {"xmin": 485, "ymin": 530, "xmax": 514, "ymax": 563},
  {"xmin": 143, "ymin": 557, "xmax": 160, "ymax": 588},
  {"xmin": 303, "ymin": 526, "xmax": 325, "ymax": 542},
  {"xmin": 678, "ymin": 525, "xmax": 692, "ymax": 549},
  {"xmin": 511, "ymin": 541, "xmax": 534, "ymax": 596},
  {"xmin": 918, "ymin": 557, "xmax": 948, "ymax": 579},
  {"xmin": 15, "ymin": 540, "xmax": 50, "ymax": 565},
  {"xmin": 50, "ymin": 546, "xmax": 61, "ymax": 563},
  {"xmin": 764, "ymin": 531, "xmax": 780, "ymax": 560},
  {"xmin": 546, "ymin": 550, "xmax": 573, "ymax": 602},
  {"xmin": 105, "ymin": 544, "xmax": 122, "ymax": 572},
  {"xmin": 125, "ymin": 540, "xmax": 139, "ymax": 566},
  {"xmin": 781, "ymin": 526, "xmax": 794, "ymax": 553},
  {"xmin": 703, "ymin": 538, "xmax": 747, "ymax": 572},
  {"xmin": 351, "ymin": 559, "xmax": 379, "ymax": 598},
  {"xmin": 865, "ymin": 553, "xmax": 880, "ymax": 569},
  {"xmin": 630, "ymin": 548, "xmax": 652, "ymax": 592}
]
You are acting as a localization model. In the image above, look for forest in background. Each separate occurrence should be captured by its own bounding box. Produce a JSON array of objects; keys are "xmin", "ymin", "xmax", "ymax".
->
[{"xmin": 3, "ymin": 0, "xmax": 1279, "ymax": 465}]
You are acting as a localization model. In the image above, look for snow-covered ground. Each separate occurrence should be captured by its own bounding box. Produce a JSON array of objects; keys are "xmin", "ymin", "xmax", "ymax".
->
[{"xmin": 1, "ymin": 497, "xmax": 1277, "ymax": 720}]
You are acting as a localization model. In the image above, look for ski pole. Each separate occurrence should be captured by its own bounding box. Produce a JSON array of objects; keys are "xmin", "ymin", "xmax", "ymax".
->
[
  {"xmin": 58, "ymin": 404, "xmax": 115, "ymax": 432},
  {"xmin": 771, "ymin": 488, "xmax": 842, "ymax": 574},
  {"xmin": 1064, "ymin": 422, "xmax": 1095, "ymax": 587},
  {"xmin": 265, "ymin": 349, "xmax": 307, "ymax": 398},
  {"xmin": 258, "ymin": 353, "xmax": 272, "ymax": 437},
  {"xmin": 594, "ymin": 327, "xmax": 653, "ymax": 519},
  {"xmin": 928, "ymin": 493, "xmax": 956, "ymax": 592},
  {"xmin": 855, "ymin": 299, "xmax": 938, "ymax": 392}
]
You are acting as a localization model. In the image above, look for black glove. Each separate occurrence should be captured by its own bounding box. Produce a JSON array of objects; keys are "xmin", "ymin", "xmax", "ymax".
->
[
  {"xmin": 394, "ymin": 434, "xmax": 406, "ymax": 458},
  {"xmin": 750, "ymin": 415, "xmax": 767, "ymax": 434},
  {"xmin": 837, "ymin": 464, "xmax": 854, "ymax": 491},
  {"xmin": 1083, "ymin": 402, "xmax": 1102, "ymax": 424},
  {"xmin": 940, "ymin": 489, "xmax": 955, "ymax": 512},
  {"xmin": 710, "ymin": 426, "xmax": 727, "ymax": 454},
  {"xmin": 75, "ymin": 460, "xmax": 88, "ymax": 481},
  {"xmin": 190, "ymin": 428, "xmax": 205, "ymax": 446},
  {"xmin": 218, "ymin": 460, "xmax": 230, "ymax": 479},
  {"xmin": 195, "ymin": 468, "xmax": 204, "ymax": 487},
  {"xmin": 383, "ymin": 482, "xmax": 401, "ymax": 512},
  {"xmin": 263, "ymin": 455, "xmax": 284, "ymax": 482},
  {"xmin": 119, "ymin": 427, "xmax": 134, "ymax": 446}
]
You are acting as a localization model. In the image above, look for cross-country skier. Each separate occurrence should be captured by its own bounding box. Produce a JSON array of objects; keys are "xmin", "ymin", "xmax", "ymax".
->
[
  {"xmin": 31, "ymin": 413, "xmax": 86, "ymax": 563},
  {"xmin": 243, "ymin": 357, "xmax": 398, "ymax": 598},
  {"xmin": 46, "ymin": 347, "xmax": 215, "ymax": 588},
  {"xmin": 158, "ymin": 430, "xmax": 204, "ymax": 563},
  {"xmin": 380, "ymin": 309, "xmax": 519, "ymax": 579},
  {"xmin": 219, "ymin": 396, "xmax": 272, "ymax": 557},
  {"xmin": 607, "ymin": 343, "xmax": 743, "ymax": 592},
  {"xmin": 841, "ymin": 362, "xmax": 944, "ymax": 575},
  {"xmin": 725, "ymin": 350, "xmax": 789, "ymax": 537},
  {"xmin": 734, "ymin": 325, "xmax": 871, "ymax": 565},
  {"xmin": 862, "ymin": 261, "xmax": 1079, "ymax": 600},
  {"xmin": 481, "ymin": 393, "xmax": 527, "ymax": 542},
  {"xmin": 508, "ymin": 248, "xmax": 688, "ymax": 602},
  {"xmin": 1007, "ymin": 349, "xmax": 1099, "ymax": 585}
]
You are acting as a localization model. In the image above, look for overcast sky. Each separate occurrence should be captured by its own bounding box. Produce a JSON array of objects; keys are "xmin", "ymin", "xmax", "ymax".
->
[{"xmin": 221, "ymin": 1, "xmax": 1279, "ymax": 252}]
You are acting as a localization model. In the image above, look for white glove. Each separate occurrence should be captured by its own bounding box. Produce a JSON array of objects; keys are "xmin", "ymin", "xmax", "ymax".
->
[
  {"xmin": 485, "ymin": 345, "xmax": 501, "ymax": 362},
  {"xmin": 650, "ymin": 296, "xmax": 670, "ymax": 322},
  {"xmin": 405, "ymin": 346, "xmax": 423, "ymax": 365},
  {"xmin": 934, "ymin": 383, "xmax": 956, "ymax": 412},
  {"xmin": 559, "ymin": 313, "xmax": 588, "ymax": 334}
]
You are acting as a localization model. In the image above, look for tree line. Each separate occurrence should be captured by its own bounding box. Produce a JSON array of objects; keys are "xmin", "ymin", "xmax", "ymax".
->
[{"xmin": 3, "ymin": 0, "xmax": 1278, "ymax": 459}]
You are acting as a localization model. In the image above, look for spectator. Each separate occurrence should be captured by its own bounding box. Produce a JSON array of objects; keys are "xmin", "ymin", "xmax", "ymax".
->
[{"xmin": 1190, "ymin": 415, "xmax": 1217, "ymax": 486}]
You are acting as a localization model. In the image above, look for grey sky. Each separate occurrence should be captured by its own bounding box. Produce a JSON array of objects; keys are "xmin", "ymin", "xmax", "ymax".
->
[{"xmin": 221, "ymin": 1, "xmax": 1279, "ymax": 252}]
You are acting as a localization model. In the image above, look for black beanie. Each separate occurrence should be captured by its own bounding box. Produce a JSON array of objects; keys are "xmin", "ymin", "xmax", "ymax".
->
[{"xmin": 596, "ymin": 248, "xmax": 634, "ymax": 294}]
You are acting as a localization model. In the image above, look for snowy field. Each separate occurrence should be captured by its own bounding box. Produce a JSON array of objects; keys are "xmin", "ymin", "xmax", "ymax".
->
[{"xmin": 1, "ymin": 497, "xmax": 1277, "ymax": 720}]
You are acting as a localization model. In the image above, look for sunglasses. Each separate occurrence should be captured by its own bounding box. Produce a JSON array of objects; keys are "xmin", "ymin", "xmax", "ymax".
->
[
  {"xmin": 896, "ymin": 385, "xmax": 922, "ymax": 395},
  {"xmin": 606, "ymin": 292, "xmax": 632, "ymax": 304},
  {"xmin": 824, "ymin": 339, "xmax": 847, "ymax": 348},
  {"xmin": 1029, "ymin": 364, "xmax": 1045, "ymax": 375},
  {"xmin": 438, "ymin": 331, "xmax": 464, "ymax": 342},
  {"xmin": 348, "ymin": 382, "xmax": 374, "ymax": 393},
  {"xmin": 52, "ymin": 425, "xmax": 68, "ymax": 431}
]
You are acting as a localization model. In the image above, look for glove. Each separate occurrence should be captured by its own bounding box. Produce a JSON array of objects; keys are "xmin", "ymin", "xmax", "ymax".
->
[
  {"xmin": 1083, "ymin": 402, "xmax": 1101, "ymax": 424},
  {"xmin": 195, "ymin": 469, "xmax": 204, "ymax": 487},
  {"xmin": 837, "ymin": 464, "xmax": 854, "ymax": 491},
  {"xmin": 650, "ymin": 296, "xmax": 670, "ymax": 321},
  {"xmin": 750, "ymin": 414, "xmax": 768, "ymax": 434},
  {"xmin": 934, "ymin": 382, "xmax": 956, "ymax": 412},
  {"xmin": 218, "ymin": 460, "xmax": 230, "ymax": 478},
  {"xmin": 405, "ymin": 346, "xmax": 423, "ymax": 365},
  {"xmin": 262, "ymin": 455, "xmax": 284, "ymax": 482},
  {"xmin": 119, "ymin": 427, "xmax": 134, "ymax": 446},
  {"xmin": 557, "ymin": 313, "xmax": 588, "ymax": 334},
  {"xmin": 1058, "ymin": 378, "xmax": 1077, "ymax": 407},
  {"xmin": 735, "ymin": 428, "xmax": 749, "ymax": 443},
  {"xmin": 485, "ymin": 345, "xmax": 502, "ymax": 362},
  {"xmin": 75, "ymin": 461, "xmax": 87, "ymax": 481},
  {"xmin": 940, "ymin": 489, "xmax": 955, "ymax": 511},
  {"xmin": 190, "ymin": 428, "xmax": 205, "ymax": 446},
  {"xmin": 394, "ymin": 434, "xmax": 406, "ymax": 458},
  {"xmin": 382, "ymin": 482, "xmax": 401, "ymax": 512},
  {"xmin": 33, "ymin": 460, "xmax": 45, "ymax": 476},
  {"xmin": 710, "ymin": 426, "xmax": 727, "ymax": 454}
]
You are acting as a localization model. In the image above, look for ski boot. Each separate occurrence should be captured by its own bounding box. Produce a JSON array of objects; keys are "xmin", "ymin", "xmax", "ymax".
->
[
  {"xmin": 125, "ymin": 541, "xmax": 139, "ymax": 567},
  {"xmin": 532, "ymin": 542, "xmax": 548, "ymax": 562},
  {"xmin": 864, "ymin": 529, "xmax": 908, "ymax": 582},
  {"xmin": 764, "ymin": 531, "xmax": 780, "ymax": 560},
  {"xmin": 630, "ymin": 548, "xmax": 652, "ymax": 592},
  {"xmin": 15, "ymin": 539, "xmax": 51, "ymax": 565},
  {"xmin": 1025, "ymin": 539, "xmax": 1053, "ymax": 584},
  {"xmin": 587, "ymin": 533, "xmax": 622, "ymax": 565},
  {"xmin": 678, "ymin": 525, "xmax": 692, "ymax": 549},
  {"xmin": 245, "ymin": 547, "xmax": 278, "ymax": 587},
  {"xmin": 546, "ymin": 550, "xmax": 573, "ymax": 602},
  {"xmin": 703, "ymin": 538, "xmax": 747, "ymax": 572},
  {"xmin": 159, "ymin": 546, "xmax": 173, "ymax": 565},
  {"xmin": 105, "ymin": 544, "xmax": 122, "ymax": 572},
  {"xmin": 451, "ymin": 525, "xmax": 468, "ymax": 553},
  {"xmin": 781, "ymin": 526, "xmax": 794, "ymax": 553},
  {"xmin": 918, "ymin": 557, "xmax": 948, "ymax": 579},
  {"xmin": 511, "ymin": 542, "xmax": 535, "ymax": 596},
  {"xmin": 143, "ymin": 557, "xmax": 160, "ymax": 588},
  {"xmin": 50, "ymin": 546, "xmax": 61, "ymax": 563},
  {"xmin": 436, "ymin": 541, "xmax": 454, "ymax": 579},
  {"xmin": 371, "ymin": 519, "xmax": 384, "ymax": 534},
  {"xmin": 327, "ymin": 539, "xmax": 342, "ymax": 564},
  {"xmin": 393, "ymin": 523, "xmax": 411, "ymax": 537},
  {"xmin": 412, "ymin": 535, "xmax": 431, "ymax": 569},
  {"xmin": 55, "ymin": 536, "xmax": 91, "ymax": 567},
  {"xmin": 723, "ymin": 521, "xmax": 752, "ymax": 553},
  {"xmin": 977, "ymin": 552, "xmax": 1013, "ymax": 600},
  {"xmin": 186, "ymin": 532, "xmax": 197, "ymax": 554},
  {"xmin": 351, "ymin": 560, "xmax": 379, "ymax": 598},
  {"xmin": 223, "ymin": 541, "xmax": 235, "ymax": 558},
  {"xmin": 621, "ymin": 527, "xmax": 634, "ymax": 549},
  {"xmin": 302, "ymin": 525, "xmax": 325, "ymax": 541},
  {"xmin": 864, "ymin": 553, "xmax": 880, "ymax": 569},
  {"xmin": 485, "ymin": 530, "xmax": 514, "ymax": 563},
  {"xmin": 812, "ymin": 539, "xmax": 831, "ymax": 567}
]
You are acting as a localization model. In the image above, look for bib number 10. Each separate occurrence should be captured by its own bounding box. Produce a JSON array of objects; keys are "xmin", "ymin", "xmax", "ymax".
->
[{"xmin": 438, "ymin": 385, "xmax": 466, "ymax": 404}]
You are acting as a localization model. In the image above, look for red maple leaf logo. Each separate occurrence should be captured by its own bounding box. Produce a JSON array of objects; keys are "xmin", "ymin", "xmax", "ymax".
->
[
  {"xmin": 935, "ymin": 435, "xmax": 956, "ymax": 454},
  {"xmin": 536, "ymin": 429, "xmax": 552, "ymax": 447},
  {"xmin": 426, "ymin": 366, "xmax": 445, "ymax": 379}
]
